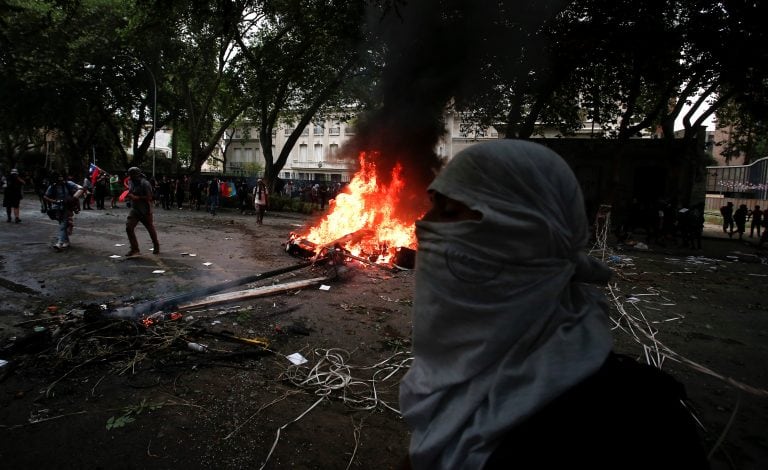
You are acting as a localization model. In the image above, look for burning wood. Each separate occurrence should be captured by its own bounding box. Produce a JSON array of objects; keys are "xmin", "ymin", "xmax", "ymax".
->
[
  {"xmin": 285, "ymin": 228, "xmax": 414, "ymax": 269},
  {"xmin": 286, "ymin": 153, "xmax": 420, "ymax": 267}
]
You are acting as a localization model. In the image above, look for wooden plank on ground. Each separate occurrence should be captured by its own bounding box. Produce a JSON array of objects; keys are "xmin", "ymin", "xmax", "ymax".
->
[{"xmin": 178, "ymin": 277, "xmax": 330, "ymax": 310}]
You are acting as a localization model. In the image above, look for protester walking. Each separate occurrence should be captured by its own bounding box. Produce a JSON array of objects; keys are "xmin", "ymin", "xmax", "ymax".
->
[
  {"xmin": 43, "ymin": 173, "xmax": 84, "ymax": 251},
  {"xmin": 398, "ymin": 140, "xmax": 709, "ymax": 470},
  {"xmin": 124, "ymin": 167, "xmax": 160, "ymax": 257},
  {"xmin": 2, "ymin": 168, "xmax": 25, "ymax": 223}
]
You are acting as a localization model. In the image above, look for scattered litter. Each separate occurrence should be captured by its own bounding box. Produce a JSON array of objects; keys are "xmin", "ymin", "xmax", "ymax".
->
[
  {"xmin": 747, "ymin": 273, "xmax": 768, "ymax": 277},
  {"xmin": 224, "ymin": 237, "xmax": 233, "ymax": 240},
  {"xmin": 202, "ymin": 262, "xmax": 213, "ymax": 266},
  {"xmin": 211, "ymin": 320, "xmax": 222, "ymax": 325},
  {"xmin": 286, "ymin": 352, "xmax": 308, "ymax": 365},
  {"xmin": 187, "ymin": 342, "xmax": 208, "ymax": 353},
  {"xmin": 152, "ymin": 270, "xmax": 165, "ymax": 274},
  {"xmin": 180, "ymin": 252, "xmax": 189, "ymax": 256},
  {"xmin": 633, "ymin": 242, "xmax": 649, "ymax": 250},
  {"xmin": 184, "ymin": 315, "xmax": 195, "ymax": 322},
  {"xmin": 114, "ymin": 243, "xmax": 125, "ymax": 247},
  {"xmin": 319, "ymin": 285, "xmax": 331, "ymax": 291},
  {"xmin": 109, "ymin": 255, "xmax": 121, "ymax": 258},
  {"xmin": 189, "ymin": 253, "xmax": 197, "ymax": 257},
  {"xmin": 0, "ymin": 359, "xmax": 8, "ymax": 368},
  {"xmin": 33, "ymin": 326, "xmax": 46, "ymax": 333}
]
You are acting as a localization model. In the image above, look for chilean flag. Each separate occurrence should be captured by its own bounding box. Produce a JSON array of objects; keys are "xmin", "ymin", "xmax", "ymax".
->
[{"xmin": 89, "ymin": 163, "xmax": 101, "ymax": 186}]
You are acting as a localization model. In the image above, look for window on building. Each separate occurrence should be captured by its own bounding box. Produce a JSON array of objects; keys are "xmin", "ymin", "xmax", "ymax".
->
[
  {"xmin": 234, "ymin": 128, "xmax": 242, "ymax": 139},
  {"xmin": 234, "ymin": 148, "xmax": 243, "ymax": 162},
  {"xmin": 314, "ymin": 144, "xmax": 323, "ymax": 162},
  {"xmin": 245, "ymin": 148, "xmax": 253, "ymax": 161},
  {"xmin": 344, "ymin": 125, "xmax": 355, "ymax": 136},
  {"xmin": 313, "ymin": 123, "xmax": 324, "ymax": 135},
  {"xmin": 285, "ymin": 127, "xmax": 293, "ymax": 136},
  {"xmin": 299, "ymin": 144, "xmax": 308, "ymax": 162},
  {"xmin": 329, "ymin": 126, "xmax": 340, "ymax": 136},
  {"xmin": 253, "ymin": 148, "xmax": 261, "ymax": 162},
  {"xmin": 301, "ymin": 126, "xmax": 309, "ymax": 136},
  {"xmin": 329, "ymin": 144, "xmax": 339, "ymax": 161}
]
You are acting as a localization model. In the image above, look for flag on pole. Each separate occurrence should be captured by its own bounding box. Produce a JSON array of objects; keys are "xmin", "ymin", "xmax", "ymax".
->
[{"xmin": 89, "ymin": 163, "xmax": 101, "ymax": 186}]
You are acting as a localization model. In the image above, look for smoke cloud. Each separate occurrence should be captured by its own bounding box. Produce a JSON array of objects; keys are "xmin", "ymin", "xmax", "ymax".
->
[{"xmin": 343, "ymin": 1, "xmax": 564, "ymax": 217}]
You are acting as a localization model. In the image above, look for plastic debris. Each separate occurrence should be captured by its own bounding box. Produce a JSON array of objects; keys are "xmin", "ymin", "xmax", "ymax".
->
[{"xmin": 286, "ymin": 352, "xmax": 308, "ymax": 365}]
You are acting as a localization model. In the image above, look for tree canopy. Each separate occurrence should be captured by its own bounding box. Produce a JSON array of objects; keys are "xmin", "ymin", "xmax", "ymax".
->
[{"xmin": 1, "ymin": 0, "xmax": 767, "ymax": 180}]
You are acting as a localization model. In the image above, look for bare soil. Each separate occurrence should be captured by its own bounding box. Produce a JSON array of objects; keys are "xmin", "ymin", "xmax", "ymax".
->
[{"xmin": 0, "ymin": 197, "xmax": 766, "ymax": 469}]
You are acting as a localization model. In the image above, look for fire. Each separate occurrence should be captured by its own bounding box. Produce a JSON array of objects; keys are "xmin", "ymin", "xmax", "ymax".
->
[{"xmin": 303, "ymin": 152, "xmax": 418, "ymax": 263}]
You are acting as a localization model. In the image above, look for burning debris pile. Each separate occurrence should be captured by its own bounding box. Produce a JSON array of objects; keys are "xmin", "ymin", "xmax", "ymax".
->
[{"xmin": 285, "ymin": 153, "xmax": 419, "ymax": 270}]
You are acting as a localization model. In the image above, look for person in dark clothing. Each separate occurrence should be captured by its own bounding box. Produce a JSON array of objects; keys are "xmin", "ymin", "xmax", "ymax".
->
[
  {"xmin": 2, "ymin": 168, "xmax": 25, "ymax": 223},
  {"xmin": 175, "ymin": 176, "xmax": 187, "ymax": 210},
  {"xmin": 94, "ymin": 173, "xmax": 108, "ymax": 210},
  {"xmin": 124, "ymin": 167, "xmax": 160, "ymax": 257},
  {"xmin": 720, "ymin": 202, "xmax": 734, "ymax": 235},
  {"xmin": 237, "ymin": 179, "xmax": 251, "ymax": 214},
  {"xmin": 207, "ymin": 177, "xmax": 220, "ymax": 215},
  {"xmin": 733, "ymin": 204, "xmax": 748, "ymax": 240}
]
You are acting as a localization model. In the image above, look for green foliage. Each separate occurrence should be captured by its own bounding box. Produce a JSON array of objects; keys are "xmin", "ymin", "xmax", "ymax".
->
[{"xmin": 106, "ymin": 398, "xmax": 164, "ymax": 431}]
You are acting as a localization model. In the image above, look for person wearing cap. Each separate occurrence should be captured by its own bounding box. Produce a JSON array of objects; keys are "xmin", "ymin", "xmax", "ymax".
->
[
  {"xmin": 398, "ymin": 140, "xmax": 708, "ymax": 469},
  {"xmin": 124, "ymin": 167, "xmax": 160, "ymax": 257},
  {"xmin": 43, "ymin": 173, "xmax": 84, "ymax": 250},
  {"xmin": 3, "ymin": 168, "xmax": 26, "ymax": 223}
]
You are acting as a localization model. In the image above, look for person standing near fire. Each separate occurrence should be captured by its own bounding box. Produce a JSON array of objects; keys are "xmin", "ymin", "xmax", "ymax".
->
[
  {"xmin": 253, "ymin": 178, "xmax": 268, "ymax": 224},
  {"xmin": 124, "ymin": 167, "xmax": 160, "ymax": 257},
  {"xmin": 399, "ymin": 140, "xmax": 708, "ymax": 469}
]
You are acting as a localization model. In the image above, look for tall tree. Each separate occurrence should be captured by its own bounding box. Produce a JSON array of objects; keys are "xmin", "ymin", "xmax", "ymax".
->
[{"xmin": 232, "ymin": 0, "xmax": 367, "ymax": 190}]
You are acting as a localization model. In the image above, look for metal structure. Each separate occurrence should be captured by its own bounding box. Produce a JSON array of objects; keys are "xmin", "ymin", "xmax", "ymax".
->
[{"xmin": 706, "ymin": 157, "xmax": 768, "ymax": 200}]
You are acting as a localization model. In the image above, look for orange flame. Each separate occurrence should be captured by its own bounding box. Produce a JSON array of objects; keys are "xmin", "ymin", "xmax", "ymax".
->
[{"xmin": 303, "ymin": 152, "xmax": 418, "ymax": 262}]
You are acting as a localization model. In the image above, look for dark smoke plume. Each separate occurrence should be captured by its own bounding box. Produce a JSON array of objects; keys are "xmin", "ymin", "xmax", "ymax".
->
[{"xmin": 344, "ymin": 0, "xmax": 564, "ymax": 218}]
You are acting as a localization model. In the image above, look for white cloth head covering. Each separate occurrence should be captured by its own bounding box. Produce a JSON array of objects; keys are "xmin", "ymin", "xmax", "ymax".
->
[{"xmin": 399, "ymin": 140, "xmax": 614, "ymax": 469}]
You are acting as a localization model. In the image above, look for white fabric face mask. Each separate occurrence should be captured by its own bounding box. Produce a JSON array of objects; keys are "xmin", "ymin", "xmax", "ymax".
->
[{"xmin": 400, "ymin": 140, "xmax": 614, "ymax": 470}]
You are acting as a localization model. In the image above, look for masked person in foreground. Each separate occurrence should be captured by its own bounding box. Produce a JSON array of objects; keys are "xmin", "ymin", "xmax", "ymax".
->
[{"xmin": 399, "ymin": 140, "xmax": 709, "ymax": 469}]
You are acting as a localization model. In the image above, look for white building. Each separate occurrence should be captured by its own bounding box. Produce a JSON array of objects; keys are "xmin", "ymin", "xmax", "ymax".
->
[{"xmin": 222, "ymin": 111, "xmax": 501, "ymax": 182}]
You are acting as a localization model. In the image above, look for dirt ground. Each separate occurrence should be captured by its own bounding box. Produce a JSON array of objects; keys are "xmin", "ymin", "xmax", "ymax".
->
[{"xmin": 0, "ymin": 196, "xmax": 766, "ymax": 469}]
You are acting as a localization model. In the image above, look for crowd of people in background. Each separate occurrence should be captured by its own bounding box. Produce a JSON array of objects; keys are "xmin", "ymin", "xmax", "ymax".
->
[
  {"xmin": 3, "ymin": 166, "xmax": 344, "ymax": 227},
  {"xmin": 611, "ymin": 197, "xmax": 768, "ymax": 250}
]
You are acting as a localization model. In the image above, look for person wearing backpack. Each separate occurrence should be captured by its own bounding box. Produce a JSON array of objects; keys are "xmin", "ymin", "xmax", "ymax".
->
[{"xmin": 43, "ymin": 173, "xmax": 84, "ymax": 251}]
